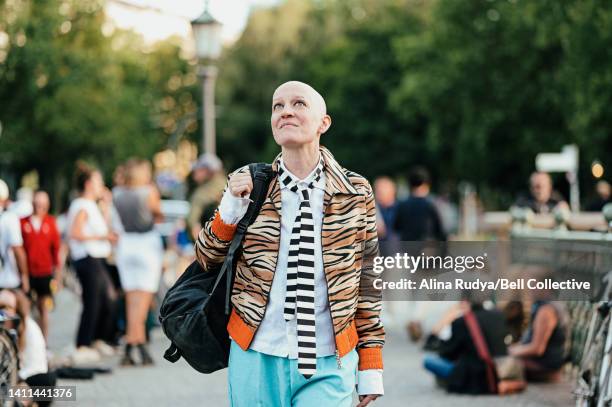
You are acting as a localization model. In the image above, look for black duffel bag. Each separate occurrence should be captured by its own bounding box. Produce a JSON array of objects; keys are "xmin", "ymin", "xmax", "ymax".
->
[{"xmin": 159, "ymin": 163, "xmax": 274, "ymax": 373}]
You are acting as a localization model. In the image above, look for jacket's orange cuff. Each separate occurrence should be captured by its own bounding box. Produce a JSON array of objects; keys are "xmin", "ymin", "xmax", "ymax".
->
[
  {"xmin": 358, "ymin": 347, "xmax": 383, "ymax": 370},
  {"xmin": 210, "ymin": 212, "xmax": 237, "ymax": 242},
  {"xmin": 227, "ymin": 308, "xmax": 255, "ymax": 350}
]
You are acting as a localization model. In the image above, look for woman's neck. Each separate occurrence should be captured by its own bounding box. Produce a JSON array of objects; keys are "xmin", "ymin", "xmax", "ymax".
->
[{"xmin": 281, "ymin": 143, "xmax": 320, "ymax": 180}]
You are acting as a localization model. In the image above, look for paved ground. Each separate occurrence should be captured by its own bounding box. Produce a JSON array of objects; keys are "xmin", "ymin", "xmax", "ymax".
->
[{"xmin": 47, "ymin": 290, "xmax": 575, "ymax": 406}]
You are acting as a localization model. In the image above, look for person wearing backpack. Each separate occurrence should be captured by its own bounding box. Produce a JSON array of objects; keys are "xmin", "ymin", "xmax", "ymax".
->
[
  {"xmin": 195, "ymin": 81, "xmax": 384, "ymax": 407},
  {"xmin": 0, "ymin": 179, "xmax": 30, "ymax": 294}
]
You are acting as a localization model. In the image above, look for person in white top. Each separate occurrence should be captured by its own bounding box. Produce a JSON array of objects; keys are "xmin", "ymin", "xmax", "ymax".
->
[
  {"xmin": 67, "ymin": 162, "xmax": 118, "ymax": 363},
  {"xmin": 0, "ymin": 179, "xmax": 29, "ymax": 292}
]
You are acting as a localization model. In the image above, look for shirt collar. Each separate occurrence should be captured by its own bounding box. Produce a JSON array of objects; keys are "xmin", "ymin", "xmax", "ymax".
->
[
  {"xmin": 277, "ymin": 155, "xmax": 326, "ymax": 191},
  {"xmin": 272, "ymin": 146, "xmax": 359, "ymax": 196}
]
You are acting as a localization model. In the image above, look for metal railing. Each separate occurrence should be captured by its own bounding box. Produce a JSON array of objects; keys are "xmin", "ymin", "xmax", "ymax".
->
[{"xmin": 505, "ymin": 204, "xmax": 612, "ymax": 406}]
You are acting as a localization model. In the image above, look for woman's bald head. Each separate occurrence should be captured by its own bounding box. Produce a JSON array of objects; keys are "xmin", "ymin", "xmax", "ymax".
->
[
  {"xmin": 273, "ymin": 81, "xmax": 327, "ymax": 118},
  {"xmin": 271, "ymin": 81, "xmax": 332, "ymax": 148}
]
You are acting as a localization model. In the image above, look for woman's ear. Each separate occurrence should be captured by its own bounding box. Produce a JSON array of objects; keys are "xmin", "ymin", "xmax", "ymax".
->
[{"xmin": 319, "ymin": 115, "xmax": 332, "ymax": 135}]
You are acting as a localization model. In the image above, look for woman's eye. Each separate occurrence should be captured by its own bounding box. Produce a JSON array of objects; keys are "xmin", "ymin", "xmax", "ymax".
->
[
  {"xmin": 273, "ymin": 103, "xmax": 283, "ymax": 110},
  {"xmin": 295, "ymin": 101, "xmax": 306, "ymax": 107}
]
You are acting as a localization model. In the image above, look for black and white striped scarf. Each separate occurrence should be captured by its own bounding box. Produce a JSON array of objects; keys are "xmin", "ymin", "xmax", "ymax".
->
[{"xmin": 279, "ymin": 156, "xmax": 324, "ymax": 379}]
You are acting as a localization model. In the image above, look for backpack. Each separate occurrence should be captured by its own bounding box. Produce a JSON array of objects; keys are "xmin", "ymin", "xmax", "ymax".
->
[{"xmin": 159, "ymin": 163, "xmax": 274, "ymax": 373}]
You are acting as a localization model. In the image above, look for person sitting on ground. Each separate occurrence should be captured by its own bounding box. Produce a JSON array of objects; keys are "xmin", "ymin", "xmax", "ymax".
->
[
  {"xmin": 509, "ymin": 300, "xmax": 568, "ymax": 382},
  {"xmin": 423, "ymin": 298, "xmax": 509, "ymax": 394},
  {"xmin": 0, "ymin": 289, "xmax": 57, "ymax": 407},
  {"xmin": 421, "ymin": 302, "xmax": 463, "ymax": 351}
]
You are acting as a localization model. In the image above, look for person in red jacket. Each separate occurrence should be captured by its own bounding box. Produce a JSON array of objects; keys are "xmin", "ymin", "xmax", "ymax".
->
[{"xmin": 20, "ymin": 190, "xmax": 62, "ymax": 342}]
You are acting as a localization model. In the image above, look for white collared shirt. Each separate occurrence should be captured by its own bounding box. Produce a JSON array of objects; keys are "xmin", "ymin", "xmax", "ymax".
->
[{"xmin": 218, "ymin": 164, "xmax": 383, "ymax": 396}]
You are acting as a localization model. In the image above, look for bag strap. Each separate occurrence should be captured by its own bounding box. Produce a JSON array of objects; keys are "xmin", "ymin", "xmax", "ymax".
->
[
  {"xmin": 207, "ymin": 163, "xmax": 275, "ymax": 314},
  {"xmin": 464, "ymin": 310, "xmax": 498, "ymax": 394}
]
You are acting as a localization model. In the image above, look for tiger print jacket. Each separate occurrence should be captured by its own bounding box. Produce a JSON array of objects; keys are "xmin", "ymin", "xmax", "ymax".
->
[{"xmin": 195, "ymin": 146, "xmax": 384, "ymax": 371}]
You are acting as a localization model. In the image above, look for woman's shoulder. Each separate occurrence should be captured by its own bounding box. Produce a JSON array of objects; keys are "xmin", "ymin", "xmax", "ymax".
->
[
  {"xmin": 534, "ymin": 303, "xmax": 559, "ymax": 323},
  {"xmin": 135, "ymin": 184, "xmax": 155, "ymax": 198},
  {"xmin": 343, "ymin": 169, "xmax": 373, "ymax": 196},
  {"xmin": 68, "ymin": 198, "xmax": 83, "ymax": 211},
  {"xmin": 69, "ymin": 198, "xmax": 97, "ymax": 216}
]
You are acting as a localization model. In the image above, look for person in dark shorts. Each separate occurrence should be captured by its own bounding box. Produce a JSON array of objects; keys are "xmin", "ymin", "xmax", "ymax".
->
[
  {"xmin": 29, "ymin": 275, "xmax": 53, "ymax": 297},
  {"xmin": 20, "ymin": 190, "xmax": 62, "ymax": 342}
]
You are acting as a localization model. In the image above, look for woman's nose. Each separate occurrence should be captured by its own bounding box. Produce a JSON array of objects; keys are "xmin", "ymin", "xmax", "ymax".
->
[{"xmin": 280, "ymin": 106, "xmax": 295, "ymax": 117}]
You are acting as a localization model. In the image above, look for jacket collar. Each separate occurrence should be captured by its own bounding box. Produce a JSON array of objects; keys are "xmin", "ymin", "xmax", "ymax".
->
[{"xmin": 271, "ymin": 145, "xmax": 359, "ymax": 197}]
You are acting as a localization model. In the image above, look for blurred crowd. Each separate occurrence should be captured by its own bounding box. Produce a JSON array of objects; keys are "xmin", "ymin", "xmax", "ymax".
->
[
  {"xmin": 0, "ymin": 153, "xmax": 227, "ymax": 404},
  {"xmin": 0, "ymin": 152, "xmax": 609, "ymax": 402},
  {"xmin": 372, "ymin": 166, "xmax": 609, "ymax": 396}
]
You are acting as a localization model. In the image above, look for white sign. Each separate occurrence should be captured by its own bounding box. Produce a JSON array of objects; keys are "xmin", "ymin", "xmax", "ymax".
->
[{"xmin": 535, "ymin": 144, "xmax": 578, "ymax": 173}]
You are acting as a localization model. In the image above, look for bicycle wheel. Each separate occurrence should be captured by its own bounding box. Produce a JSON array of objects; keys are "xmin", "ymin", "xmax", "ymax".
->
[{"xmin": 0, "ymin": 329, "xmax": 18, "ymax": 407}]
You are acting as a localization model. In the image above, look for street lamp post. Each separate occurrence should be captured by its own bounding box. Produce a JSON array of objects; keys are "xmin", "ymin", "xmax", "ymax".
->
[{"xmin": 191, "ymin": 1, "xmax": 222, "ymax": 155}]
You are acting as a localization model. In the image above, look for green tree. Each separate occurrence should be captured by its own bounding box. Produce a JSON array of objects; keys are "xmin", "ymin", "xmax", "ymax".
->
[
  {"xmin": 215, "ymin": 0, "xmax": 314, "ymax": 170},
  {"xmin": 0, "ymin": 0, "xmax": 196, "ymax": 206}
]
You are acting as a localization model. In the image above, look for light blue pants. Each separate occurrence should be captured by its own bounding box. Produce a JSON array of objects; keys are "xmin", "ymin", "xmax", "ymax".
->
[{"xmin": 228, "ymin": 340, "xmax": 358, "ymax": 407}]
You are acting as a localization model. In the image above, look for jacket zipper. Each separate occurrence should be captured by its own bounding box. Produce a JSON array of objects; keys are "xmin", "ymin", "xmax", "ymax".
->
[{"xmin": 321, "ymin": 208, "xmax": 341, "ymax": 369}]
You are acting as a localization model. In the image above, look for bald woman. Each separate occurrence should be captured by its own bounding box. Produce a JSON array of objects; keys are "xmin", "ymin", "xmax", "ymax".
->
[{"xmin": 196, "ymin": 81, "xmax": 385, "ymax": 406}]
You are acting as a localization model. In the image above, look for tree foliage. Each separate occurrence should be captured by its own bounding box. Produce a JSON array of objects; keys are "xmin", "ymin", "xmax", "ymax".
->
[
  {"xmin": 216, "ymin": 0, "xmax": 612, "ymax": 208},
  {"xmin": 0, "ymin": 0, "xmax": 196, "ymax": 206},
  {"xmin": 1, "ymin": 0, "xmax": 611, "ymax": 209}
]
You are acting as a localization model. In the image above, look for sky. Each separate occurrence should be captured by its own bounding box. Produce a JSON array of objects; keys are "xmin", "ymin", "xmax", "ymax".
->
[{"xmin": 105, "ymin": 0, "xmax": 280, "ymax": 45}]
